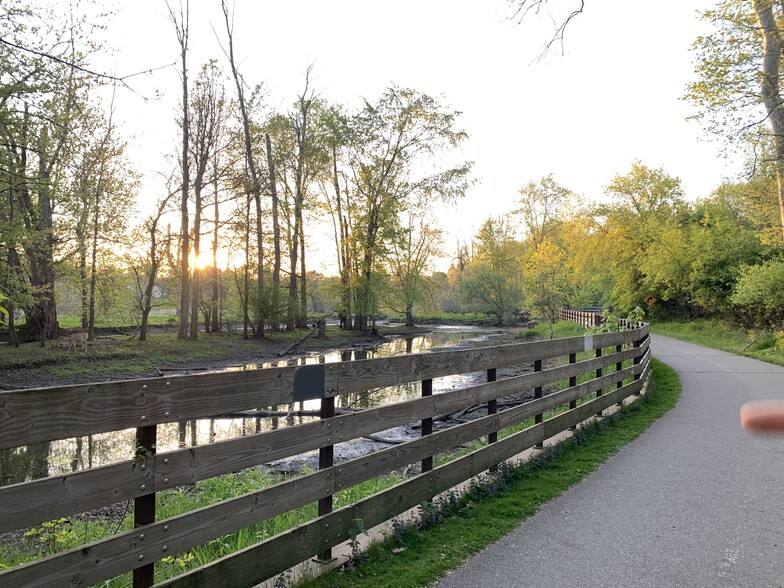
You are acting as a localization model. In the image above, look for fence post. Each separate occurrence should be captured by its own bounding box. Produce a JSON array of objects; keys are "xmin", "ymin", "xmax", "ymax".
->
[
  {"xmin": 616, "ymin": 343, "xmax": 624, "ymax": 406},
  {"xmin": 568, "ymin": 352, "xmax": 577, "ymax": 431},
  {"xmin": 133, "ymin": 424, "xmax": 157, "ymax": 588},
  {"xmin": 422, "ymin": 378, "xmax": 433, "ymax": 472},
  {"xmin": 486, "ymin": 368, "xmax": 498, "ymax": 471},
  {"xmin": 316, "ymin": 396, "xmax": 335, "ymax": 562},
  {"xmin": 534, "ymin": 359, "xmax": 543, "ymax": 448},
  {"xmin": 595, "ymin": 347, "xmax": 603, "ymax": 417},
  {"xmin": 487, "ymin": 368, "xmax": 497, "ymax": 446},
  {"xmin": 633, "ymin": 331, "xmax": 647, "ymax": 393}
]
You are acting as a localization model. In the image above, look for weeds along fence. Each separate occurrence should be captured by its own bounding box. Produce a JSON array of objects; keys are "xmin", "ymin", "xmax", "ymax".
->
[{"xmin": 0, "ymin": 325, "xmax": 650, "ymax": 588}]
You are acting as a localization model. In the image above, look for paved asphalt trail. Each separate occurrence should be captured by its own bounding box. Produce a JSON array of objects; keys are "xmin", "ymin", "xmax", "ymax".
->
[{"xmin": 435, "ymin": 335, "xmax": 784, "ymax": 588}]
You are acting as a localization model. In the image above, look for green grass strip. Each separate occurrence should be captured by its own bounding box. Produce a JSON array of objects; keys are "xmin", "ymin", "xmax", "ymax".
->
[
  {"xmin": 651, "ymin": 319, "xmax": 784, "ymax": 367},
  {"xmin": 297, "ymin": 358, "xmax": 680, "ymax": 588}
]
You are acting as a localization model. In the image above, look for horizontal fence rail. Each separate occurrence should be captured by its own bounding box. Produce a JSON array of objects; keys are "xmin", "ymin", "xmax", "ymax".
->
[{"xmin": 0, "ymin": 325, "xmax": 651, "ymax": 588}]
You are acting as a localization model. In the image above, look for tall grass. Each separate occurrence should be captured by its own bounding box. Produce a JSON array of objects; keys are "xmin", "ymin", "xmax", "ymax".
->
[{"xmin": 0, "ymin": 464, "xmax": 411, "ymax": 586}]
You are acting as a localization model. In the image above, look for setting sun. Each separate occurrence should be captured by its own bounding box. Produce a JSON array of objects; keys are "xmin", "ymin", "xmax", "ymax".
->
[{"xmin": 191, "ymin": 250, "xmax": 234, "ymax": 271}]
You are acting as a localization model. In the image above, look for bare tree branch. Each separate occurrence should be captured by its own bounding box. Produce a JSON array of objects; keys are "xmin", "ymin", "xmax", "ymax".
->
[
  {"xmin": 508, "ymin": 0, "xmax": 585, "ymax": 58},
  {"xmin": 0, "ymin": 35, "xmax": 177, "ymax": 93}
]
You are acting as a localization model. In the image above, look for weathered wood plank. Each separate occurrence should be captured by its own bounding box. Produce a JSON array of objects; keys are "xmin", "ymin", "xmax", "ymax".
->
[
  {"xmin": 0, "ymin": 399, "xmax": 499, "ymax": 586},
  {"xmin": 0, "ymin": 340, "xmax": 648, "ymax": 533},
  {"xmin": 0, "ymin": 365, "xmax": 305, "ymax": 449},
  {"xmin": 331, "ymin": 328, "xmax": 644, "ymax": 394}
]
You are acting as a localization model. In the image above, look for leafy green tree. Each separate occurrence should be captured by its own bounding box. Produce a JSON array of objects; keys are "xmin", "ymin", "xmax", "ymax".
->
[
  {"xmin": 597, "ymin": 163, "xmax": 689, "ymax": 312},
  {"xmin": 187, "ymin": 61, "xmax": 229, "ymax": 338},
  {"xmin": 349, "ymin": 87, "xmax": 471, "ymax": 330},
  {"xmin": 731, "ymin": 258, "xmax": 784, "ymax": 328},
  {"xmin": 514, "ymin": 175, "xmax": 572, "ymax": 248},
  {"xmin": 523, "ymin": 239, "xmax": 570, "ymax": 338},
  {"xmin": 0, "ymin": 2, "xmax": 111, "ymax": 344},
  {"xmin": 318, "ymin": 87, "xmax": 471, "ymax": 331},
  {"xmin": 382, "ymin": 210, "xmax": 443, "ymax": 326},
  {"xmin": 129, "ymin": 187, "xmax": 177, "ymax": 341},
  {"xmin": 687, "ymin": 0, "xmax": 784, "ymax": 242},
  {"xmin": 62, "ymin": 101, "xmax": 139, "ymax": 341},
  {"xmin": 313, "ymin": 102, "xmax": 356, "ymax": 329},
  {"xmin": 459, "ymin": 217, "xmax": 523, "ymax": 324},
  {"xmin": 265, "ymin": 71, "xmax": 329, "ymax": 331},
  {"xmin": 553, "ymin": 211, "xmax": 612, "ymax": 308},
  {"xmin": 685, "ymin": 189, "xmax": 768, "ymax": 314},
  {"xmin": 221, "ymin": 0, "xmax": 266, "ymax": 338}
]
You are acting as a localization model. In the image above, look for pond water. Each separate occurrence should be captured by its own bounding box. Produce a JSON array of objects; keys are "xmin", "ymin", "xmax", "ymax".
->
[{"xmin": 0, "ymin": 327, "xmax": 507, "ymax": 487}]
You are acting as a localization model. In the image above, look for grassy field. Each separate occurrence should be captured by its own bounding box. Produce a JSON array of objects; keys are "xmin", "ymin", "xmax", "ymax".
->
[
  {"xmin": 651, "ymin": 318, "xmax": 784, "ymax": 367},
  {"xmin": 55, "ymin": 313, "xmax": 178, "ymax": 330},
  {"xmin": 296, "ymin": 359, "xmax": 680, "ymax": 588}
]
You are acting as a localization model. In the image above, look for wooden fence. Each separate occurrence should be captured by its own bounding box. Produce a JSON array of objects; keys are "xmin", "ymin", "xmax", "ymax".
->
[
  {"xmin": 559, "ymin": 307, "xmax": 604, "ymax": 328},
  {"xmin": 0, "ymin": 325, "xmax": 650, "ymax": 588}
]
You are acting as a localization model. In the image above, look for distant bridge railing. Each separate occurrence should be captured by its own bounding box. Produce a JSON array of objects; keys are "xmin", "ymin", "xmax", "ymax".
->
[
  {"xmin": 0, "ymin": 325, "xmax": 650, "ymax": 588},
  {"xmin": 559, "ymin": 306, "xmax": 604, "ymax": 328}
]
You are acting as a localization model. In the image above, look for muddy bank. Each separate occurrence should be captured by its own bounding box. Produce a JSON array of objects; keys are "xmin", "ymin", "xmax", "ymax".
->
[
  {"xmin": 0, "ymin": 328, "xmax": 392, "ymax": 390},
  {"xmin": 0, "ymin": 323, "xmax": 521, "ymax": 390}
]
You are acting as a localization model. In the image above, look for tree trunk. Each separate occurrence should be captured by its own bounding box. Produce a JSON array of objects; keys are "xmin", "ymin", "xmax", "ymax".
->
[
  {"xmin": 87, "ymin": 187, "xmax": 100, "ymax": 341},
  {"xmin": 405, "ymin": 303, "xmax": 414, "ymax": 327},
  {"xmin": 287, "ymin": 200, "xmax": 300, "ymax": 331},
  {"xmin": 242, "ymin": 195, "xmax": 251, "ymax": 339},
  {"xmin": 189, "ymin": 181, "xmax": 202, "ymax": 339},
  {"xmin": 140, "ymin": 306, "xmax": 152, "ymax": 341},
  {"xmin": 175, "ymin": 10, "xmax": 191, "ymax": 341},
  {"xmin": 354, "ymin": 213, "xmax": 379, "ymax": 332},
  {"xmin": 20, "ymin": 127, "xmax": 58, "ymax": 345},
  {"xmin": 6, "ymin": 183, "xmax": 20, "ymax": 348},
  {"xmin": 254, "ymin": 193, "xmax": 264, "ymax": 337},
  {"xmin": 754, "ymin": 0, "xmax": 784, "ymax": 243},
  {"xmin": 298, "ymin": 222, "xmax": 307, "ymax": 328},
  {"xmin": 291, "ymin": 83, "xmax": 312, "ymax": 330},
  {"xmin": 222, "ymin": 0, "xmax": 264, "ymax": 337},
  {"xmin": 211, "ymin": 166, "xmax": 220, "ymax": 333},
  {"xmin": 139, "ymin": 248, "xmax": 158, "ymax": 343},
  {"xmin": 77, "ymin": 214, "xmax": 88, "ymax": 329},
  {"xmin": 266, "ymin": 133, "xmax": 282, "ymax": 331}
]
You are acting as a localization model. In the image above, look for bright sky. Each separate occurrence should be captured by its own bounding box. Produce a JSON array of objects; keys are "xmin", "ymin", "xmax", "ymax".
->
[{"xmin": 97, "ymin": 0, "xmax": 734, "ymax": 273}]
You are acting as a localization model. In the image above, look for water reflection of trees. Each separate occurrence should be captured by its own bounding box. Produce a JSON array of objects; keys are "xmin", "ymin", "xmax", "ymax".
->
[
  {"xmin": 1, "ymin": 443, "xmax": 49, "ymax": 486},
  {"xmin": 3, "ymin": 330, "xmax": 495, "ymax": 486}
]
